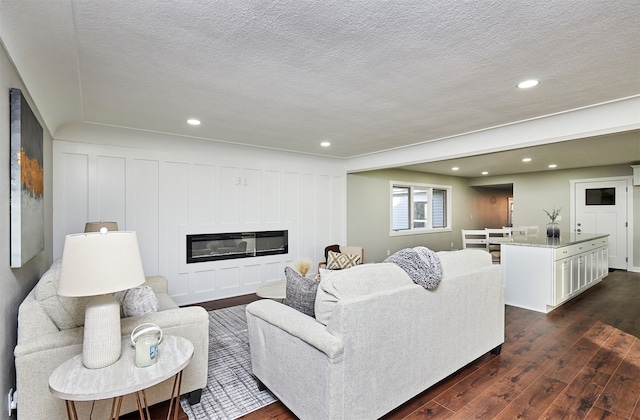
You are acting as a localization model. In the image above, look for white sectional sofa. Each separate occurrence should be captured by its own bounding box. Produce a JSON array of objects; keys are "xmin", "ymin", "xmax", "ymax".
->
[
  {"xmin": 246, "ymin": 249, "xmax": 504, "ymax": 420},
  {"xmin": 14, "ymin": 260, "xmax": 209, "ymax": 419}
]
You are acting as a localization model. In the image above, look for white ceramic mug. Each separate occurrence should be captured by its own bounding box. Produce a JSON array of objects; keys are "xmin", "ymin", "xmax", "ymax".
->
[{"xmin": 131, "ymin": 323, "xmax": 163, "ymax": 368}]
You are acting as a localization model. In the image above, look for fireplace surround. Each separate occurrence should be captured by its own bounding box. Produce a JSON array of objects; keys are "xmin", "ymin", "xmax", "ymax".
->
[{"xmin": 186, "ymin": 230, "xmax": 288, "ymax": 263}]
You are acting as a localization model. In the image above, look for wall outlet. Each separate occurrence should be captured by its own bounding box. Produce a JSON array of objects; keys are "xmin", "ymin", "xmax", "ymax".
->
[
  {"xmin": 7, "ymin": 388, "xmax": 17, "ymax": 416},
  {"xmin": 556, "ymin": 215, "xmax": 562, "ymax": 221},
  {"xmin": 386, "ymin": 249, "xmax": 390, "ymax": 256}
]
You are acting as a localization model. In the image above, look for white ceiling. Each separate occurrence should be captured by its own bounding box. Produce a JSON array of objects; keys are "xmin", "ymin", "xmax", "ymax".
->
[{"xmin": 0, "ymin": 1, "xmax": 639, "ymax": 170}]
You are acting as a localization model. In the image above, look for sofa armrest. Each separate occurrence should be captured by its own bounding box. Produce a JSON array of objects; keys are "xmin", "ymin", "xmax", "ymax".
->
[
  {"xmin": 246, "ymin": 300, "xmax": 343, "ymax": 359},
  {"xmin": 14, "ymin": 326, "xmax": 84, "ymax": 358},
  {"xmin": 15, "ymin": 306, "xmax": 208, "ymax": 358}
]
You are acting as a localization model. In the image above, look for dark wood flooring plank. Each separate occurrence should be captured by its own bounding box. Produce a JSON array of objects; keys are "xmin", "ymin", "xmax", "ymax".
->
[
  {"xmin": 381, "ymin": 361, "xmax": 483, "ymax": 419},
  {"xmin": 401, "ymin": 401, "xmax": 454, "ymax": 420},
  {"xmin": 493, "ymin": 374, "xmax": 567, "ymax": 420},
  {"xmin": 432, "ymin": 355, "xmax": 522, "ymax": 412},
  {"xmin": 541, "ymin": 367, "xmax": 611, "ymax": 420},
  {"xmin": 585, "ymin": 405, "xmax": 630, "ymax": 420},
  {"xmin": 447, "ymin": 381, "xmax": 517, "ymax": 419},
  {"xmin": 546, "ymin": 336, "xmax": 604, "ymax": 383},
  {"xmin": 587, "ymin": 331, "xmax": 637, "ymax": 376},
  {"xmin": 596, "ymin": 372, "xmax": 640, "ymax": 419}
]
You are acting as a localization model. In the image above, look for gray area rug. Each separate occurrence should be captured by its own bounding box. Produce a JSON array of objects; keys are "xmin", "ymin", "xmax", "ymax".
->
[{"xmin": 180, "ymin": 305, "xmax": 277, "ymax": 419}]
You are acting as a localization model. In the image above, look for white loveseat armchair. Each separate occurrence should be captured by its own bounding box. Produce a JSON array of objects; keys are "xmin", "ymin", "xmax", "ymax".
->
[
  {"xmin": 14, "ymin": 260, "xmax": 209, "ymax": 419},
  {"xmin": 246, "ymin": 249, "xmax": 504, "ymax": 420}
]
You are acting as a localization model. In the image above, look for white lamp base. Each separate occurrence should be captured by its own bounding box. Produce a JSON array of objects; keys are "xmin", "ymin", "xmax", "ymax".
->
[{"xmin": 83, "ymin": 294, "xmax": 122, "ymax": 369}]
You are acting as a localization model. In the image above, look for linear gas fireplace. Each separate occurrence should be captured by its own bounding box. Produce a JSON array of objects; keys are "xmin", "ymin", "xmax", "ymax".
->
[{"xmin": 186, "ymin": 230, "xmax": 288, "ymax": 263}]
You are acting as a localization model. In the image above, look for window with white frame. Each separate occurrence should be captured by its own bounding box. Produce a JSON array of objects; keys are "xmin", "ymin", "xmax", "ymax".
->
[{"xmin": 391, "ymin": 182, "xmax": 451, "ymax": 234}]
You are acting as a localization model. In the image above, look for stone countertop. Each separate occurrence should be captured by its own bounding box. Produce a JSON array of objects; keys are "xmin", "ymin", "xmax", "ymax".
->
[{"xmin": 499, "ymin": 233, "xmax": 609, "ymax": 249}]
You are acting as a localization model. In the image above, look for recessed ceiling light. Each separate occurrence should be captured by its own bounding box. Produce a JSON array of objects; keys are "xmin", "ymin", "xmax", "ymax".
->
[
  {"xmin": 548, "ymin": 164, "xmax": 557, "ymax": 168},
  {"xmin": 522, "ymin": 158, "xmax": 532, "ymax": 162},
  {"xmin": 452, "ymin": 167, "xmax": 459, "ymax": 171},
  {"xmin": 320, "ymin": 141, "xmax": 331, "ymax": 147},
  {"xmin": 481, "ymin": 171, "xmax": 489, "ymax": 175},
  {"xmin": 517, "ymin": 79, "xmax": 539, "ymax": 89},
  {"xmin": 187, "ymin": 119, "xmax": 201, "ymax": 126}
]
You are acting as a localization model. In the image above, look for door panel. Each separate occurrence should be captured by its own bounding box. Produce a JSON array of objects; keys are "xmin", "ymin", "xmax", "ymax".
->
[{"xmin": 574, "ymin": 179, "xmax": 627, "ymax": 269}]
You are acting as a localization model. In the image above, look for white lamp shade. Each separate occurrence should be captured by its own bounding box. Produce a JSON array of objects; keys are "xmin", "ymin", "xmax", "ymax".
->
[{"xmin": 58, "ymin": 231, "xmax": 146, "ymax": 297}]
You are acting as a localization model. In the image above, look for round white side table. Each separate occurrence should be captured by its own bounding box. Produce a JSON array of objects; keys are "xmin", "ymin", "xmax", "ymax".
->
[
  {"xmin": 49, "ymin": 335, "xmax": 193, "ymax": 420},
  {"xmin": 256, "ymin": 279, "xmax": 286, "ymax": 301}
]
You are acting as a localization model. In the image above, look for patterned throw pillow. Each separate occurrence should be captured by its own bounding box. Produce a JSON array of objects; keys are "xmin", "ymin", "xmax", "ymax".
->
[
  {"xmin": 284, "ymin": 267, "xmax": 319, "ymax": 317},
  {"xmin": 114, "ymin": 285, "xmax": 159, "ymax": 317},
  {"xmin": 326, "ymin": 250, "xmax": 361, "ymax": 270}
]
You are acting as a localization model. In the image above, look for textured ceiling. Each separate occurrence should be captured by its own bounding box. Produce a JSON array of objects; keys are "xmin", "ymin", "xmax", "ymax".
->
[{"xmin": 0, "ymin": 0, "xmax": 638, "ymax": 164}]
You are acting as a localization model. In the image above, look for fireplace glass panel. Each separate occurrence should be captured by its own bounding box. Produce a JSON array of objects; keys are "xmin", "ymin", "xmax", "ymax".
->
[{"xmin": 187, "ymin": 230, "xmax": 288, "ymax": 263}]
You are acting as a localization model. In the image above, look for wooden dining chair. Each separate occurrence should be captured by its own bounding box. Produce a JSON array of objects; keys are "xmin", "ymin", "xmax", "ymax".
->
[
  {"xmin": 485, "ymin": 228, "xmax": 512, "ymax": 263},
  {"xmin": 461, "ymin": 229, "xmax": 489, "ymax": 251}
]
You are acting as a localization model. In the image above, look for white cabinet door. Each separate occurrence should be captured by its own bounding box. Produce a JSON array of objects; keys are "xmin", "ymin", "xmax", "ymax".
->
[{"xmin": 553, "ymin": 258, "xmax": 572, "ymax": 305}]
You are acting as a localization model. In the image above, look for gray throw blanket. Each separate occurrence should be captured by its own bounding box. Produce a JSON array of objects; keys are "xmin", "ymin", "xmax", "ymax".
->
[{"xmin": 383, "ymin": 246, "xmax": 443, "ymax": 289}]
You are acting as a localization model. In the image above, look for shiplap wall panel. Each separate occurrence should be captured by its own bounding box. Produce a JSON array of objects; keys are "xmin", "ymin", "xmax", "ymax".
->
[
  {"xmin": 96, "ymin": 156, "xmax": 126, "ymax": 226},
  {"xmin": 243, "ymin": 264, "xmax": 262, "ymax": 287},
  {"xmin": 332, "ymin": 175, "xmax": 346, "ymax": 246},
  {"xmin": 191, "ymin": 164, "xmax": 215, "ymax": 225},
  {"xmin": 282, "ymin": 172, "xmax": 298, "ymax": 224},
  {"xmin": 299, "ymin": 174, "xmax": 317, "ymax": 260},
  {"xmin": 194, "ymin": 269, "xmax": 215, "ymax": 294},
  {"xmin": 163, "ymin": 161, "xmax": 190, "ymax": 297},
  {"xmin": 54, "ymin": 139, "xmax": 345, "ymax": 305},
  {"xmin": 264, "ymin": 170, "xmax": 281, "ymax": 223},
  {"xmin": 316, "ymin": 175, "xmax": 332, "ymax": 252},
  {"xmin": 243, "ymin": 168, "xmax": 261, "ymax": 224},
  {"xmin": 265, "ymin": 261, "xmax": 283, "ymax": 282},
  {"xmin": 62, "ymin": 153, "xmax": 89, "ymax": 235},
  {"xmin": 220, "ymin": 266, "xmax": 240, "ymax": 290},
  {"xmin": 219, "ymin": 166, "xmax": 239, "ymax": 225},
  {"xmin": 133, "ymin": 159, "xmax": 160, "ymax": 276}
]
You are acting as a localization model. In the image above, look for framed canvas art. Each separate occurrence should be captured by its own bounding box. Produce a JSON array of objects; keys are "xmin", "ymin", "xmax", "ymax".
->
[{"xmin": 10, "ymin": 88, "xmax": 44, "ymax": 268}]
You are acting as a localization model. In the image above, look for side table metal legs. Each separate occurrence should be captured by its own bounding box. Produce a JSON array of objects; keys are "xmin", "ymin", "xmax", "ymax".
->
[
  {"xmin": 166, "ymin": 370, "xmax": 184, "ymax": 420},
  {"xmin": 63, "ymin": 369, "xmax": 185, "ymax": 420}
]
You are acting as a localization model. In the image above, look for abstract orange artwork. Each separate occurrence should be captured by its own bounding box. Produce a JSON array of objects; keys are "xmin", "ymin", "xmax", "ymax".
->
[{"xmin": 10, "ymin": 88, "xmax": 44, "ymax": 268}]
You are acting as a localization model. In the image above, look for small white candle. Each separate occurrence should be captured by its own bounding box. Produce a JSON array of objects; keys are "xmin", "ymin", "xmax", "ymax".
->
[{"xmin": 135, "ymin": 335, "xmax": 159, "ymax": 368}]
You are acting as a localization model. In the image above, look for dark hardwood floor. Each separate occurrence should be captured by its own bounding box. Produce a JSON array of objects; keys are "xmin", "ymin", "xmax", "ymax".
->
[{"xmin": 132, "ymin": 269, "xmax": 640, "ymax": 420}]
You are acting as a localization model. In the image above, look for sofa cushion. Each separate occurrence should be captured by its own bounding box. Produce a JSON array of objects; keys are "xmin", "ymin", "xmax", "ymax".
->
[
  {"xmin": 284, "ymin": 267, "xmax": 319, "ymax": 317},
  {"xmin": 315, "ymin": 263, "xmax": 412, "ymax": 325},
  {"xmin": 326, "ymin": 250, "xmax": 361, "ymax": 270},
  {"xmin": 436, "ymin": 249, "xmax": 492, "ymax": 276},
  {"xmin": 114, "ymin": 285, "xmax": 159, "ymax": 317},
  {"xmin": 34, "ymin": 259, "xmax": 92, "ymax": 330}
]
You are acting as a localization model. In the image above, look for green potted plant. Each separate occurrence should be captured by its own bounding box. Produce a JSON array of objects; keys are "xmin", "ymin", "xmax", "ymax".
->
[{"xmin": 543, "ymin": 207, "xmax": 561, "ymax": 238}]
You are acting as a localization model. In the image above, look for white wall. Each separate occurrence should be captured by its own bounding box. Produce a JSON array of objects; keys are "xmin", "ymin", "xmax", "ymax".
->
[
  {"xmin": 54, "ymin": 125, "xmax": 346, "ymax": 305},
  {"xmin": 0, "ymin": 44, "xmax": 53, "ymax": 418}
]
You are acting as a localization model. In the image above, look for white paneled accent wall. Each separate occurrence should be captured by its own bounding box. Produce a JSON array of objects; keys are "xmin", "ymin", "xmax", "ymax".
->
[{"xmin": 53, "ymin": 137, "xmax": 346, "ymax": 305}]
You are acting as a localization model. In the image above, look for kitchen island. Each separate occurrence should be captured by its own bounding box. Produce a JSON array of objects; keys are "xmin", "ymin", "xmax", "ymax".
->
[{"xmin": 501, "ymin": 233, "xmax": 609, "ymax": 313}]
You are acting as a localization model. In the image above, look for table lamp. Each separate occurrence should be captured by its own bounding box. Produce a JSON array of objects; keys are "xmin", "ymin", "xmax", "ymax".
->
[
  {"xmin": 58, "ymin": 228, "xmax": 146, "ymax": 369},
  {"xmin": 84, "ymin": 221, "xmax": 119, "ymax": 233}
]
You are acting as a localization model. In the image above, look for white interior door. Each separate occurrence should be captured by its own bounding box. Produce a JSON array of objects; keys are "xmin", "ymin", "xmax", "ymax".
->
[{"xmin": 574, "ymin": 179, "xmax": 628, "ymax": 269}]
